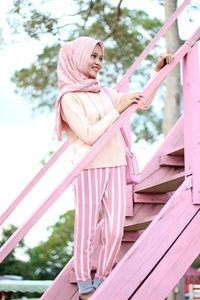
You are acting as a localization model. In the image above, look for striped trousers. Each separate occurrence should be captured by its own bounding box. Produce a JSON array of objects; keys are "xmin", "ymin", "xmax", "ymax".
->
[{"xmin": 73, "ymin": 166, "xmax": 126, "ymax": 282}]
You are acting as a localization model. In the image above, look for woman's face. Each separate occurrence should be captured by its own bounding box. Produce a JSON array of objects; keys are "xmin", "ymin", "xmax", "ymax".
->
[{"xmin": 87, "ymin": 44, "xmax": 103, "ymax": 79}]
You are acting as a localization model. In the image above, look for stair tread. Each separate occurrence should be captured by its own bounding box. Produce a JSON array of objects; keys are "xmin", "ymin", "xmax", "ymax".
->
[
  {"xmin": 124, "ymin": 203, "xmax": 164, "ymax": 231},
  {"xmin": 165, "ymin": 145, "xmax": 184, "ymax": 156},
  {"xmin": 124, "ymin": 215, "xmax": 155, "ymax": 231},
  {"xmin": 135, "ymin": 170, "xmax": 185, "ymax": 193},
  {"xmin": 160, "ymin": 154, "xmax": 184, "ymax": 167}
]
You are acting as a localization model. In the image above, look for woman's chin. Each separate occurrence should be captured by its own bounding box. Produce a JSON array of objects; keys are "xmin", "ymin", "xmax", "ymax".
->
[{"xmin": 87, "ymin": 71, "xmax": 98, "ymax": 79}]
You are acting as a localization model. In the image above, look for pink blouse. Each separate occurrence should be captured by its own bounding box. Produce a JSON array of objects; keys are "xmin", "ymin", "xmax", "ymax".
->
[{"xmin": 61, "ymin": 71, "xmax": 158, "ymax": 169}]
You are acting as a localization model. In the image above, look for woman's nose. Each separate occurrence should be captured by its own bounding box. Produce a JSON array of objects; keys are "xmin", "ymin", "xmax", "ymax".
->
[{"xmin": 96, "ymin": 57, "xmax": 102, "ymax": 65}]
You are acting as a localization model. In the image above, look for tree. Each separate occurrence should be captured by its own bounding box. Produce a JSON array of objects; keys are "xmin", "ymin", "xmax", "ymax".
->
[
  {"xmin": 8, "ymin": 0, "xmax": 163, "ymax": 142},
  {"xmin": 0, "ymin": 224, "xmax": 31, "ymax": 278},
  {"xmin": 162, "ymin": 0, "xmax": 182, "ymax": 136},
  {"xmin": 162, "ymin": 0, "xmax": 199, "ymax": 135},
  {"xmin": 27, "ymin": 210, "xmax": 74, "ymax": 279}
]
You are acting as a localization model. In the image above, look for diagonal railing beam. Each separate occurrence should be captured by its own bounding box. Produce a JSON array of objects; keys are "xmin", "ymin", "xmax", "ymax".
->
[
  {"xmin": 0, "ymin": 27, "xmax": 199, "ymax": 264},
  {"xmin": 0, "ymin": 141, "xmax": 70, "ymax": 225},
  {"xmin": 114, "ymin": 0, "xmax": 191, "ymax": 90}
]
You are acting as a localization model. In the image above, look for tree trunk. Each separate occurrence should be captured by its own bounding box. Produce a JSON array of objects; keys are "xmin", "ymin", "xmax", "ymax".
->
[{"xmin": 162, "ymin": 0, "xmax": 182, "ymax": 136}]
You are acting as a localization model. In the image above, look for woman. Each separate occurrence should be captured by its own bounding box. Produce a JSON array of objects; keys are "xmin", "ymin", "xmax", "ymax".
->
[{"xmin": 55, "ymin": 36, "xmax": 173, "ymax": 300}]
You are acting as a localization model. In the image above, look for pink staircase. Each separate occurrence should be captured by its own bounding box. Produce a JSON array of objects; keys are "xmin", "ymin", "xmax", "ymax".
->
[{"xmin": 0, "ymin": 1, "xmax": 200, "ymax": 299}]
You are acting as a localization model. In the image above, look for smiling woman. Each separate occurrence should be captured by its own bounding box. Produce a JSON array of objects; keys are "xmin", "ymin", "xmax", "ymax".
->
[{"xmin": 54, "ymin": 36, "xmax": 173, "ymax": 300}]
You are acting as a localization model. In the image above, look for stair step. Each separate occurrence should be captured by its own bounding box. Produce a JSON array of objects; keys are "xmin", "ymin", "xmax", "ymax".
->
[
  {"xmin": 124, "ymin": 215, "xmax": 155, "ymax": 231},
  {"xmin": 124, "ymin": 203, "xmax": 164, "ymax": 231},
  {"xmin": 165, "ymin": 145, "xmax": 184, "ymax": 156},
  {"xmin": 135, "ymin": 170, "xmax": 185, "ymax": 193},
  {"xmin": 160, "ymin": 154, "xmax": 184, "ymax": 167},
  {"xmin": 134, "ymin": 192, "xmax": 173, "ymax": 204}
]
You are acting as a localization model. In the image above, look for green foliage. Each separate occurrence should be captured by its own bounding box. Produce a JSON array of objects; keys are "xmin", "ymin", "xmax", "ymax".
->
[
  {"xmin": 27, "ymin": 210, "xmax": 74, "ymax": 279},
  {"xmin": 192, "ymin": 255, "xmax": 200, "ymax": 269},
  {"xmin": 0, "ymin": 224, "xmax": 30, "ymax": 277},
  {"xmin": 9, "ymin": 0, "xmax": 58, "ymax": 38},
  {"xmin": 12, "ymin": 44, "xmax": 61, "ymax": 113},
  {"xmin": 8, "ymin": 0, "xmax": 163, "ymax": 141},
  {"xmin": 132, "ymin": 106, "xmax": 163, "ymax": 143},
  {"xmin": 0, "ymin": 211, "xmax": 75, "ymax": 281}
]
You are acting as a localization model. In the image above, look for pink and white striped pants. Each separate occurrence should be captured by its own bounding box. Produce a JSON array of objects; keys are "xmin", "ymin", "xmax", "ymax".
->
[{"xmin": 73, "ymin": 166, "xmax": 126, "ymax": 281}]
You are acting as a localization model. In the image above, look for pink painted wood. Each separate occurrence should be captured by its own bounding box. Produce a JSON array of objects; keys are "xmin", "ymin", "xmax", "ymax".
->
[
  {"xmin": 114, "ymin": 0, "xmax": 191, "ymax": 90},
  {"xmin": 139, "ymin": 116, "xmax": 183, "ymax": 182},
  {"xmin": 0, "ymin": 140, "xmax": 70, "ymax": 225},
  {"xmin": 124, "ymin": 203, "xmax": 164, "ymax": 231},
  {"xmin": 40, "ymin": 220, "xmax": 103, "ymax": 300},
  {"xmin": 0, "ymin": 27, "xmax": 199, "ymax": 266},
  {"xmin": 125, "ymin": 185, "xmax": 133, "ymax": 216},
  {"xmin": 183, "ymin": 42, "xmax": 200, "ymax": 204},
  {"xmin": 132, "ymin": 193, "xmax": 200, "ymax": 299},
  {"xmin": 40, "ymin": 257, "xmax": 78, "ymax": 300},
  {"xmin": 89, "ymin": 177, "xmax": 194, "ymax": 300},
  {"xmin": 122, "ymin": 231, "xmax": 144, "ymax": 242},
  {"xmin": 134, "ymin": 192, "xmax": 172, "ymax": 204},
  {"xmin": 159, "ymin": 154, "xmax": 184, "ymax": 167}
]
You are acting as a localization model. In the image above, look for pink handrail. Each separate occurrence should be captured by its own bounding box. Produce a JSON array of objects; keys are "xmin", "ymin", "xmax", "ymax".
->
[
  {"xmin": 114, "ymin": 0, "xmax": 191, "ymax": 90},
  {"xmin": 0, "ymin": 0, "xmax": 191, "ymax": 226},
  {"xmin": 0, "ymin": 27, "xmax": 199, "ymax": 264},
  {"xmin": 0, "ymin": 141, "xmax": 70, "ymax": 225}
]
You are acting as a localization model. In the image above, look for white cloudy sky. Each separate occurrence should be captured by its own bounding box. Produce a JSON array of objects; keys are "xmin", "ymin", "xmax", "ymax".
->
[{"xmin": 0, "ymin": 0, "xmax": 199, "ymax": 251}]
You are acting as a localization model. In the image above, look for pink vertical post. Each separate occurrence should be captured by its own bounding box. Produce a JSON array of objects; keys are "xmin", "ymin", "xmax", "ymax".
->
[
  {"xmin": 116, "ymin": 79, "xmax": 131, "ymax": 144},
  {"xmin": 183, "ymin": 42, "xmax": 200, "ymax": 204}
]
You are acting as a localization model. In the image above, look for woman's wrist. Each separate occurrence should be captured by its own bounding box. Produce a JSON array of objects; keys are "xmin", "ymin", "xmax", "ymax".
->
[{"xmin": 154, "ymin": 66, "xmax": 160, "ymax": 72}]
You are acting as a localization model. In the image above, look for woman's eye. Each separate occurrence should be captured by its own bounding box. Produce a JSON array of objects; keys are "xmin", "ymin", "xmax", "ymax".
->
[{"xmin": 91, "ymin": 54, "xmax": 96, "ymax": 58}]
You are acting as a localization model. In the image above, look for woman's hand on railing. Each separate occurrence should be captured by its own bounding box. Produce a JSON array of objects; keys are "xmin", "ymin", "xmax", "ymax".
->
[
  {"xmin": 154, "ymin": 53, "xmax": 174, "ymax": 72},
  {"xmin": 116, "ymin": 92, "xmax": 144, "ymax": 114}
]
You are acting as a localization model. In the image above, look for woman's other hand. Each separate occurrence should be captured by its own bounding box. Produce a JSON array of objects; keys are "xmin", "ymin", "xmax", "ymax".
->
[
  {"xmin": 154, "ymin": 53, "xmax": 174, "ymax": 72},
  {"xmin": 116, "ymin": 92, "xmax": 143, "ymax": 114}
]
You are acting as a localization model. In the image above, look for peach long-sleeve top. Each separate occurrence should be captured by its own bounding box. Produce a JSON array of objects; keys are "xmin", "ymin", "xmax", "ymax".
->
[{"xmin": 61, "ymin": 71, "xmax": 158, "ymax": 169}]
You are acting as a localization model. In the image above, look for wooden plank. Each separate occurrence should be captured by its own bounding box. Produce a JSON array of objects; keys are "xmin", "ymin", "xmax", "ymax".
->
[
  {"xmin": 160, "ymin": 154, "xmax": 184, "ymax": 167},
  {"xmin": 132, "ymin": 197, "xmax": 200, "ymax": 300},
  {"xmin": 124, "ymin": 203, "xmax": 164, "ymax": 231},
  {"xmin": 0, "ymin": 140, "xmax": 70, "ymax": 225},
  {"xmin": 89, "ymin": 177, "xmax": 197, "ymax": 300},
  {"xmin": 165, "ymin": 145, "xmax": 184, "ymax": 156},
  {"xmin": 134, "ymin": 192, "xmax": 173, "ymax": 204},
  {"xmin": 138, "ymin": 117, "xmax": 183, "ymax": 185},
  {"xmin": 183, "ymin": 42, "xmax": 200, "ymax": 203},
  {"xmin": 122, "ymin": 231, "xmax": 144, "ymax": 242},
  {"xmin": 40, "ymin": 257, "xmax": 78, "ymax": 300},
  {"xmin": 135, "ymin": 170, "xmax": 185, "ymax": 193},
  {"xmin": 126, "ymin": 184, "xmax": 133, "ymax": 216},
  {"xmin": 124, "ymin": 215, "xmax": 155, "ymax": 231}
]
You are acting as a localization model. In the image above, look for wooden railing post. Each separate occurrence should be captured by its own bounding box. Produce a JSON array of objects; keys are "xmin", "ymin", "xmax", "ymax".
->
[{"xmin": 183, "ymin": 42, "xmax": 200, "ymax": 204}]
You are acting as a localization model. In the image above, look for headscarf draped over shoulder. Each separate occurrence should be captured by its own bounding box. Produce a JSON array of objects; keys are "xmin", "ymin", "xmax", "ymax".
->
[{"xmin": 55, "ymin": 36, "xmax": 104, "ymax": 141}]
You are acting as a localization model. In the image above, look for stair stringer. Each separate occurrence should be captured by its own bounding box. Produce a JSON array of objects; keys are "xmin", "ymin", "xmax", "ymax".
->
[
  {"xmin": 131, "ymin": 199, "xmax": 200, "ymax": 299},
  {"xmin": 89, "ymin": 176, "xmax": 200, "ymax": 300}
]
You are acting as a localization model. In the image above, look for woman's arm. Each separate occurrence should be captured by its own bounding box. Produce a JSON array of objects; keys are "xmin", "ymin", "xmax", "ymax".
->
[
  {"xmin": 61, "ymin": 94, "xmax": 120, "ymax": 145},
  {"xmin": 113, "ymin": 53, "xmax": 174, "ymax": 112}
]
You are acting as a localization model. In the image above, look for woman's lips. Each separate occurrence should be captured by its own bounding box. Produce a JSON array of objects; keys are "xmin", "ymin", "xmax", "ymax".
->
[{"xmin": 92, "ymin": 66, "xmax": 100, "ymax": 72}]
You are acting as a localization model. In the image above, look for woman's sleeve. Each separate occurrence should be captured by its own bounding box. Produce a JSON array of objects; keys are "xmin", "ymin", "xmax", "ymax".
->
[
  {"xmin": 61, "ymin": 94, "xmax": 120, "ymax": 145},
  {"xmin": 109, "ymin": 70, "xmax": 159, "ymax": 111}
]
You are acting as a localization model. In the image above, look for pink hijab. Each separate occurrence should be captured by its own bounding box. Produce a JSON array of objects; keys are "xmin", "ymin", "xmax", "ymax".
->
[{"xmin": 55, "ymin": 36, "xmax": 104, "ymax": 141}]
